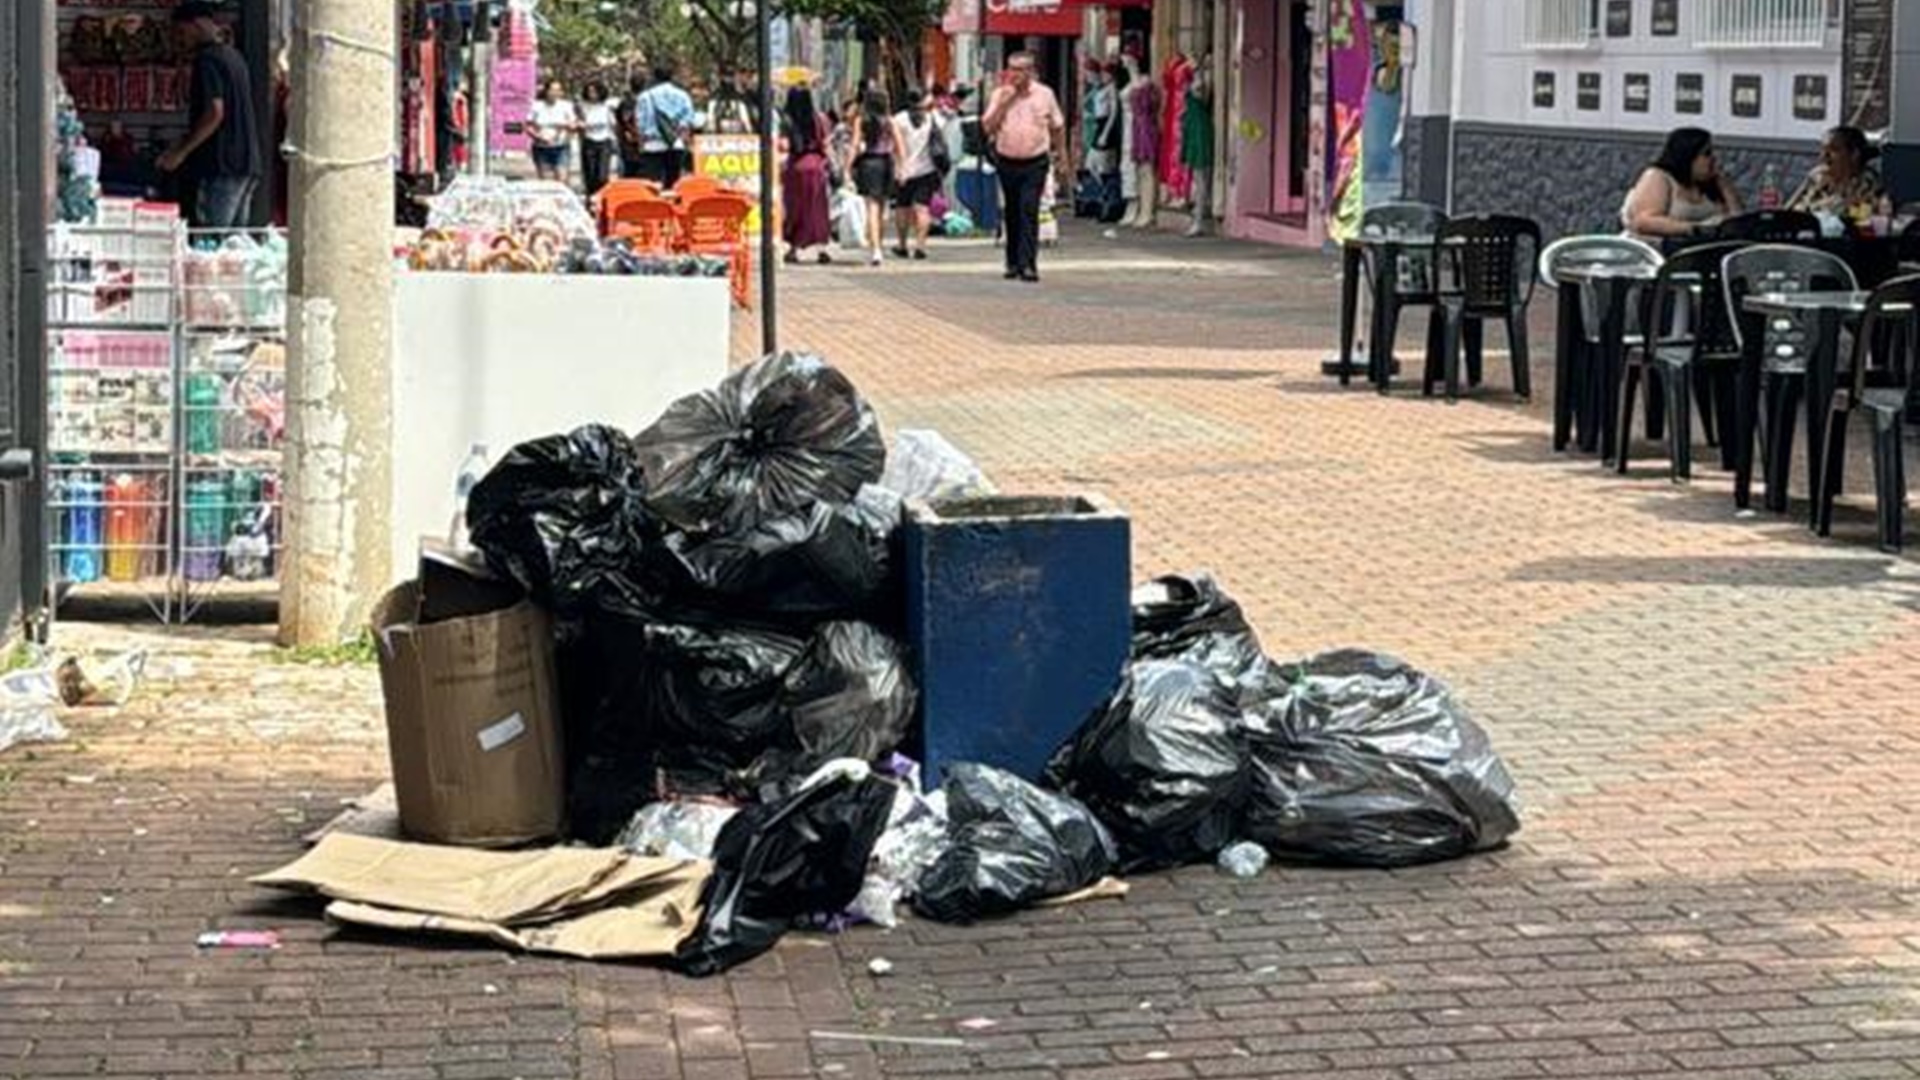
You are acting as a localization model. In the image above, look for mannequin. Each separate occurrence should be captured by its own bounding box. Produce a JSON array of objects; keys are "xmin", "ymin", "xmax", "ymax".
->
[
  {"xmin": 1159, "ymin": 54, "xmax": 1194, "ymax": 202},
  {"xmin": 1118, "ymin": 54, "xmax": 1148, "ymax": 224},
  {"xmin": 1182, "ymin": 59, "xmax": 1215, "ymax": 236}
]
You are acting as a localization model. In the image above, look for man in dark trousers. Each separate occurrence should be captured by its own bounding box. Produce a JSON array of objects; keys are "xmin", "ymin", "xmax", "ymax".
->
[
  {"xmin": 982, "ymin": 51, "xmax": 1065, "ymax": 283},
  {"xmin": 158, "ymin": 2, "xmax": 262, "ymax": 230}
]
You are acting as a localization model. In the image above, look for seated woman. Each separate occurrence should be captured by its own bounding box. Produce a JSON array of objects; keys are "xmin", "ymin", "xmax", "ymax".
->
[
  {"xmin": 1788, "ymin": 125, "xmax": 1889, "ymax": 219},
  {"xmin": 1621, "ymin": 127, "xmax": 1743, "ymax": 241}
]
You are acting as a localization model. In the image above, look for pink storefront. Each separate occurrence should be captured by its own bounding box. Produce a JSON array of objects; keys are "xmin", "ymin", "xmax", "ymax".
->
[{"xmin": 1226, "ymin": 0, "xmax": 1407, "ymax": 247}]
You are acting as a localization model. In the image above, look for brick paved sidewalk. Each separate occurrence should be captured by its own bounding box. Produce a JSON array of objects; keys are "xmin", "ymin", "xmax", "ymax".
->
[{"xmin": 5, "ymin": 224, "xmax": 1920, "ymax": 1080}]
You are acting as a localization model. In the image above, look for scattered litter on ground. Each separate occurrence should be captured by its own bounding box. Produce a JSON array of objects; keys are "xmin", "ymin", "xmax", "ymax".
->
[
  {"xmin": 808, "ymin": 1031, "xmax": 966, "ymax": 1049},
  {"xmin": 1216, "ymin": 841, "xmax": 1269, "ymax": 878},
  {"xmin": 955, "ymin": 1018, "xmax": 998, "ymax": 1032},
  {"xmin": 0, "ymin": 668, "xmax": 66, "ymax": 756},
  {"xmin": 55, "ymin": 649, "xmax": 148, "ymax": 707},
  {"xmin": 303, "ymin": 784, "xmax": 402, "ymax": 845},
  {"xmin": 196, "ymin": 930, "xmax": 281, "ymax": 949},
  {"xmin": 866, "ymin": 957, "xmax": 894, "ymax": 976}
]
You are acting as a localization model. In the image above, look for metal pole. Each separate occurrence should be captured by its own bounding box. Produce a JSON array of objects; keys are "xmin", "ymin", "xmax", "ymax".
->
[
  {"xmin": 470, "ymin": 0, "xmax": 493, "ymax": 175},
  {"xmin": 758, "ymin": 0, "xmax": 778, "ymax": 352}
]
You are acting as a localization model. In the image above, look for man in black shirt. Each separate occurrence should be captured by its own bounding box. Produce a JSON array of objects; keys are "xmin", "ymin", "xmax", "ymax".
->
[{"xmin": 159, "ymin": 2, "xmax": 263, "ymax": 229}]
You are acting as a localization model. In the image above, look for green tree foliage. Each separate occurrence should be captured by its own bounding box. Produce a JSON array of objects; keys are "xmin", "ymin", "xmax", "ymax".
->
[{"xmin": 783, "ymin": 0, "xmax": 945, "ymax": 87}]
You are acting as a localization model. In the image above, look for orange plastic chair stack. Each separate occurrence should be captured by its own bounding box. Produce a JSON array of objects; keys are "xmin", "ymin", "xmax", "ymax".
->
[
  {"xmin": 672, "ymin": 176, "xmax": 725, "ymax": 202},
  {"xmin": 680, "ymin": 193, "xmax": 753, "ymax": 308},
  {"xmin": 596, "ymin": 179, "xmax": 663, "ymax": 235},
  {"xmin": 610, "ymin": 198, "xmax": 684, "ymax": 254}
]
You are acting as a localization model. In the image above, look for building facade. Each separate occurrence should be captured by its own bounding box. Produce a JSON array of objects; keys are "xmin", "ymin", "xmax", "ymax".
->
[{"xmin": 1205, "ymin": 1, "xmax": 1916, "ymax": 247}]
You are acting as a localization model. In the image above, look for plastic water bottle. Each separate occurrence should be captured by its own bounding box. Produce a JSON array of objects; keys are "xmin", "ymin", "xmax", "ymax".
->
[
  {"xmin": 1216, "ymin": 841, "xmax": 1270, "ymax": 879},
  {"xmin": 449, "ymin": 443, "xmax": 489, "ymax": 550},
  {"xmin": 1758, "ymin": 163, "xmax": 1782, "ymax": 210}
]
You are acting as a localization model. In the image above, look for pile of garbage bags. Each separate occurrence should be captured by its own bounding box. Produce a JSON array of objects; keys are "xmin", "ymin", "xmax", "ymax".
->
[
  {"xmin": 465, "ymin": 354, "xmax": 1519, "ymax": 978},
  {"xmin": 1046, "ymin": 573, "xmax": 1520, "ymax": 872},
  {"xmin": 469, "ymin": 353, "xmax": 945, "ymax": 841}
]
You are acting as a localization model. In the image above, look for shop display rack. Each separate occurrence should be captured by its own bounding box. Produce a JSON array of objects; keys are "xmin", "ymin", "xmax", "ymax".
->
[{"xmin": 46, "ymin": 205, "xmax": 288, "ymax": 625}]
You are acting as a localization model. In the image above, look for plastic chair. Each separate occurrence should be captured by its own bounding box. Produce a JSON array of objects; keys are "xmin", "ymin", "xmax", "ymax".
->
[
  {"xmin": 1721, "ymin": 244, "xmax": 1859, "ymax": 510},
  {"xmin": 596, "ymin": 178, "xmax": 663, "ymax": 231},
  {"xmin": 1814, "ymin": 273, "xmax": 1920, "ymax": 549},
  {"xmin": 1614, "ymin": 242, "xmax": 1746, "ymax": 482},
  {"xmin": 608, "ymin": 197, "xmax": 684, "ymax": 254},
  {"xmin": 1539, "ymin": 235, "xmax": 1662, "ymax": 450},
  {"xmin": 1713, "ymin": 209, "xmax": 1820, "ymax": 243},
  {"xmin": 1424, "ymin": 214, "xmax": 1541, "ymax": 401},
  {"xmin": 1358, "ymin": 202, "xmax": 1448, "ymax": 388},
  {"xmin": 673, "ymin": 176, "xmax": 726, "ymax": 202},
  {"xmin": 681, "ymin": 194, "xmax": 752, "ymax": 308}
]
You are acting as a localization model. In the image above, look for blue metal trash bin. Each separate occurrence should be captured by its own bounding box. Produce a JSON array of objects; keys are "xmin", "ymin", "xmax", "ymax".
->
[
  {"xmin": 902, "ymin": 495, "xmax": 1131, "ymax": 785},
  {"xmin": 955, "ymin": 164, "xmax": 1002, "ymax": 235}
]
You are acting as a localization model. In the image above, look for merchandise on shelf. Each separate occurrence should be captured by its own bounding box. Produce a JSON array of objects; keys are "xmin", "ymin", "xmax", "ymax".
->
[{"xmin": 182, "ymin": 231, "xmax": 288, "ymax": 328}]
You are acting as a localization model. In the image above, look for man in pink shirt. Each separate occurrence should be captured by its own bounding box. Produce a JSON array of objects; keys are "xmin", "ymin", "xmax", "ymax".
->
[{"xmin": 983, "ymin": 52, "xmax": 1066, "ymax": 283}]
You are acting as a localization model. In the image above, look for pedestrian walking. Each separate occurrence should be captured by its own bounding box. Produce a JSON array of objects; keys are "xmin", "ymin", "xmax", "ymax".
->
[
  {"xmin": 850, "ymin": 90, "xmax": 897, "ymax": 267},
  {"xmin": 982, "ymin": 52, "xmax": 1065, "ymax": 282},
  {"xmin": 781, "ymin": 88, "xmax": 835, "ymax": 264},
  {"xmin": 891, "ymin": 87, "xmax": 943, "ymax": 260},
  {"xmin": 633, "ymin": 65, "xmax": 695, "ymax": 187},
  {"xmin": 529, "ymin": 79, "xmax": 580, "ymax": 183},
  {"xmin": 616, "ymin": 72, "xmax": 650, "ymax": 179},
  {"xmin": 578, "ymin": 81, "xmax": 618, "ymax": 197}
]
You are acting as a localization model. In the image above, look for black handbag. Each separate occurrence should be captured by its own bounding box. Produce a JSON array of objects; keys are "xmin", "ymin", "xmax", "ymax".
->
[{"xmin": 929, "ymin": 126, "xmax": 953, "ymax": 176}]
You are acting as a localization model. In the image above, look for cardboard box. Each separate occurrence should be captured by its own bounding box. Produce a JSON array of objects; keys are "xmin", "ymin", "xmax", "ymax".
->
[{"xmin": 372, "ymin": 570, "xmax": 565, "ymax": 846}]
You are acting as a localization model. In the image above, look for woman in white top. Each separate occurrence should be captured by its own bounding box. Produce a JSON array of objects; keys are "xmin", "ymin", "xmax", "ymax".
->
[
  {"xmin": 529, "ymin": 80, "xmax": 581, "ymax": 183},
  {"xmin": 1620, "ymin": 127, "xmax": 1744, "ymax": 242},
  {"xmin": 577, "ymin": 81, "xmax": 618, "ymax": 197},
  {"xmin": 890, "ymin": 87, "xmax": 942, "ymax": 260}
]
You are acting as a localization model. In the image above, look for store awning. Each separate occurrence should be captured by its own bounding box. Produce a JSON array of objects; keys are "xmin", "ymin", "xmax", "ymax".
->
[{"xmin": 943, "ymin": 0, "xmax": 1151, "ymax": 39}]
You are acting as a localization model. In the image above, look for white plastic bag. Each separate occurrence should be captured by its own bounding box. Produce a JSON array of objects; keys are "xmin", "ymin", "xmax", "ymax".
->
[
  {"xmin": 834, "ymin": 190, "xmax": 866, "ymax": 250},
  {"xmin": 881, "ymin": 430, "xmax": 994, "ymax": 503},
  {"xmin": 0, "ymin": 667, "xmax": 66, "ymax": 756}
]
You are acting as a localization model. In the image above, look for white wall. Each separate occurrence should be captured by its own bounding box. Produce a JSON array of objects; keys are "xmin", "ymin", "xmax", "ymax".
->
[
  {"xmin": 1454, "ymin": 0, "xmax": 1840, "ymax": 140},
  {"xmin": 390, "ymin": 274, "xmax": 732, "ymax": 584}
]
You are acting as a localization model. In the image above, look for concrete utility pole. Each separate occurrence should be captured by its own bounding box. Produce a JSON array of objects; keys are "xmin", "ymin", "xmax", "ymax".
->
[{"xmin": 282, "ymin": 0, "xmax": 397, "ymax": 646}]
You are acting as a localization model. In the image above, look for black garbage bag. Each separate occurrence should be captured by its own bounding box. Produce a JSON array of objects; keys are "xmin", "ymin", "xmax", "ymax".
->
[
  {"xmin": 678, "ymin": 772, "xmax": 896, "ymax": 976},
  {"xmin": 745, "ymin": 622, "xmax": 917, "ymax": 794},
  {"xmin": 655, "ymin": 486, "xmax": 902, "ymax": 626},
  {"xmin": 632, "ymin": 624, "xmax": 809, "ymax": 795},
  {"xmin": 1130, "ymin": 573, "xmax": 1274, "ymax": 706},
  {"xmin": 467, "ymin": 425, "xmax": 664, "ymax": 619},
  {"xmin": 1043, "ymin": 659, "xmax": 1249, "ymax": 871},
  {"xmin": 914, "ymin": 763, "xmax": 1117, "ymax": 924},
  {"xmin": 634, "ymin": 352, "xmax": 887, "ymax": 534},
  {"xmin": 1241, "ymin": 650, "xmax": 1520, "ymax": 868}
]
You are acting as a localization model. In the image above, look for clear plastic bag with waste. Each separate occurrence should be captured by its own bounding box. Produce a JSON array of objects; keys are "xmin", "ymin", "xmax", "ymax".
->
[
  {"xmin": 913, "ymin": 763, "xmax": 1117, "ymax": 924},
  {"xmin": 616, "ymin": 800, "xmax": 742, "ymax": 860},
  {"xmin": 0, "ymin": 666, "xmax": 66, "ymax": 756},
  {"xmin": 879, "ymin": 430, "xmax": 993, "ymax": 502},
  {"xmin": 1242, "ymin": 650, "xmax": 1520, "ymax": 868}
]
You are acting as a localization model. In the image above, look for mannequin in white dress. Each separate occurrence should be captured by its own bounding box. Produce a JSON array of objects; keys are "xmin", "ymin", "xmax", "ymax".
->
[{"xmin": 1123, "ymin": 56, "xmax": 1160, "ymax": 228}]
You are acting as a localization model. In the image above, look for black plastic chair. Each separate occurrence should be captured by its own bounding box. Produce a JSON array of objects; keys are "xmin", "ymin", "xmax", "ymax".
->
[
  {"xmin": 1423, "ymin": 214, "xmax": 1541, "ymax": 402},
  {"xmin": 1722, "ymin": 245, "xmax": 1859, "ymax": 510},
  {"xmin": 1814, "ymin": 274, "xmax": 1920, "ymax": 550},
  {"xmin": 1713, "ymin": 209, "xmax": 1821, "ymax": 244},
  {"xmin": 1359, "ymin": 202, "xmax": 1449, "ymax": 385},
  {"xmin": 1539, "ymin": 236, "xmax": 1663, "ymax": 451},
  {"xmin": 1615, "ymin": 242, "xmax": 1746, "ymax": 481}
]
